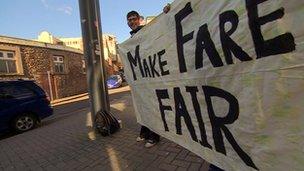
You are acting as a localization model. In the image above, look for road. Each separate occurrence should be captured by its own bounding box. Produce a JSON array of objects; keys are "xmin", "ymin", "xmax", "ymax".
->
[
  {"xmin": 52, "ymin": 85, "xmax": 131, "ymax": 120},
  {"xmin": 44, "ymin": 86, "xmax": 134, "ymax": 126}
]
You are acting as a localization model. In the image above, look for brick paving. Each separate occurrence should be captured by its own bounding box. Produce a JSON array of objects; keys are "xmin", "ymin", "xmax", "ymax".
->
[{"xmin": 0, "ymin": 90, "xmax": 210, "ymax": 171}]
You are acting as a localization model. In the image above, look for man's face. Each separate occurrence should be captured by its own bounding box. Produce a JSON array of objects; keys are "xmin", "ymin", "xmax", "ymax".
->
[{"xmin": 127, "ymin": 15, "xmax": 140, "ymax": 30}]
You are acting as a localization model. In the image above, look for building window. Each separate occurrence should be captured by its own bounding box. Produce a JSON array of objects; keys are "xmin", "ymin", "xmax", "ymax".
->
[
  {"xmin": 53, "ymin": 55, "xmax": 65, "ymax": 73},
  {"xmin": 0, "ymin": 50, "xmax": 17, "ymax": 74},
  {"xmin": 82, "ymin": 59, "xmax": 86, "ymax": 73}
]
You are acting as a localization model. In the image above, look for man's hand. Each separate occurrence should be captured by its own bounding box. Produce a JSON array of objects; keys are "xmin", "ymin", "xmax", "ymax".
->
[{"xmin": 163, "ymin": 3, "xmax": 171, "ymax": 14}]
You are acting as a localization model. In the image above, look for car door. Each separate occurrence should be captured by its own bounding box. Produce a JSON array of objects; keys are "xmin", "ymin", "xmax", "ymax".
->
[
  {"xmin": 0, "ymin": 85, "xmax": 8, "ymax": 112},
  {"xmin": 0, "ymin": 84, "xmax": 15, "ymax": 131},
  {"xmin": 0, "ymin": 84, "xmax": 36, "ymax": 130}
]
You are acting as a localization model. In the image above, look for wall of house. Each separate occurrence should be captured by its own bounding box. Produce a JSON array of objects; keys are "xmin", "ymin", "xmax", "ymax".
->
[
  {"xmin": 0, "ymin": 39, "xmax": 88, "ymax": 100},
  {"xmin": 37, "ymin": 32, "xmax": 122, "ymax": 77},
  {"xmin": 59, "ymin": 37, "xmax": 84, "ymax": 51}
]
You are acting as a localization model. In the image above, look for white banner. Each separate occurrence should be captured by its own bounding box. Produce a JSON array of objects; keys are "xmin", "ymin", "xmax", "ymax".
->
[{"xmin": 118, "ymin": 0, "xmax": 304, "ymax": 170}]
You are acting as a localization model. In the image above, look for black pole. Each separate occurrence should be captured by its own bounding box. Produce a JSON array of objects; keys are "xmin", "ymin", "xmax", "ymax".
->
[
  {"xmin": 79, "ymin": 0, "xmax": 109, "ymax": 127},
  {"xmin": 93, "ymin": 0, "xmax": 110, "ymax": 111}
]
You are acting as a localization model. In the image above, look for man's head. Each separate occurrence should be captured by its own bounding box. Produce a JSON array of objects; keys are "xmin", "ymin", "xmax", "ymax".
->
[{"xmin": 127, "ymin": 11, "xmax": 140, "ymax": 31}]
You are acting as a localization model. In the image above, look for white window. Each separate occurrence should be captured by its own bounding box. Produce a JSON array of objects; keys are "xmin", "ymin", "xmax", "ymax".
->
[
  {"xmin": 82, "ymin": 59, "xmax": 86, "ymax": 73},
  {"xmin": 53, "ymin": 55, "xmax": 65, "ymax": 73},
  {"xmin": 0, "ymin": 50, "xmax": 17, "ymax": 74}
]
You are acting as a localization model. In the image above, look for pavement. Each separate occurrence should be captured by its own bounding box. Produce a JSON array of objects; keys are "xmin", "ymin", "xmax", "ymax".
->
[
  {"xmin": 51, "ymin": 85, "xmax": 131, "ymax": 106},
  {"xmin": 0, "ymin": 86, "xmax": 210, "ymax": 171}
]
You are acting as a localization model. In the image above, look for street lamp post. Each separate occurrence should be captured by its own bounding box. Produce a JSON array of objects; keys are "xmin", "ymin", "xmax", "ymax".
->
[{"xmin": 79, "ymin": 0, "xmax": 110, "ymax": 128}]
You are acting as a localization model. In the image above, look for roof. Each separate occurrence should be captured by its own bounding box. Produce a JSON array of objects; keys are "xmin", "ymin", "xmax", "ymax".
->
[{"xmin": 0, "ymin": 35, "xmax": 83, "ymax": 54}]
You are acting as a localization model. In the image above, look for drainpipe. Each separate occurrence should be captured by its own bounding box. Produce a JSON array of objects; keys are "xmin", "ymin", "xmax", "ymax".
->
[{"xmin": 47, "ymin": 71, "xmax": 54, "ymax": 101}]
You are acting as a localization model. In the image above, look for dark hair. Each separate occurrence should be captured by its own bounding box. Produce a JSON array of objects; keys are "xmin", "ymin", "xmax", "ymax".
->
[{"xmin": 127, "ymin": 11, "xmax": 140, "ymax": 19}]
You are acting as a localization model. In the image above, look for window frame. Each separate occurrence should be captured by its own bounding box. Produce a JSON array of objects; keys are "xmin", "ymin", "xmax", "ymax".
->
[
  {"xmin": 82, "ymin": 59, "xmax": 86, "ymax": 74},
  {"xmin": 0, "ymin": 45, "xmax": 23, "ymax": 75},
  {"xmin": 53, "ymin": 55, "xmax": 65, "ymax": 74}
]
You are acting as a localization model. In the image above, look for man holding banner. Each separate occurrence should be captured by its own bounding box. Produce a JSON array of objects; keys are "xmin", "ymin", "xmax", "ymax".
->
[
  {"xmin": 119, "ymin": 0, "xmax": 303, "ymax": 170},
  {"xmin": 127, "ymin": 10, "xmax": 161, "ymax": 148}
]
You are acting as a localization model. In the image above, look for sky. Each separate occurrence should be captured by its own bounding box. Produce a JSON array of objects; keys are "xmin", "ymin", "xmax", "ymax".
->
[{"xmin": 0, "ymin": 0, "xmax": 171, "ymax": 43}]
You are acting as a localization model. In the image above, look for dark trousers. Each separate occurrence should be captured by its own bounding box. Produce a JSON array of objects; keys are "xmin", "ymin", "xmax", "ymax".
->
[{"xmin": 140, "ymin": 126, "xmax": 160, "ymax": 142}]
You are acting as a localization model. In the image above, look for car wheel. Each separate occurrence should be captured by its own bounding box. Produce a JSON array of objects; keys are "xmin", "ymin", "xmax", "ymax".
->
[{"xmin": 13, "ymin": 114, "xmax": 37, "ymax": 133}]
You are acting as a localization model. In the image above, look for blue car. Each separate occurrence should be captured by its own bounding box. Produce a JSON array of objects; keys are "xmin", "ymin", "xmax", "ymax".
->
[
  {"xmin": 0, "ymin": 80, "xmax": 53, "ymax": 133},
  {"xmin": 107, "ymin": 75, "xmax": 123, "ymax": 89}
]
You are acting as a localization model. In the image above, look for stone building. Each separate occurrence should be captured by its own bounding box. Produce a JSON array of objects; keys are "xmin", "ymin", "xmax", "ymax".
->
[
  {"xmin": 0, "ymin": 35, "xmax": 87, "ymax": 100},
  {"xmin": 36, "ymin": 31, "xmax": 122, "ymax": 75},
  {"xmin": 145, "ymin": 16, "xmax": 156, "ymax": 24},
  {"xmin": 102, "ymin": 34, "xmax": 123, "ymax": 75}
]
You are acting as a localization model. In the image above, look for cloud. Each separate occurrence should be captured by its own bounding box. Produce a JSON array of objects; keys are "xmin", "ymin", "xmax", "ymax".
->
[
  {"xmin": 57, "ymin": 6, "xmax": 73, "ymax": 15},
  {"xmin": 40, "ymin": 0, "xmax": 73, "ymax": 16},
  {"xmin": 41, "ymin": 0, "xmax": 49, "ymax": 9}
]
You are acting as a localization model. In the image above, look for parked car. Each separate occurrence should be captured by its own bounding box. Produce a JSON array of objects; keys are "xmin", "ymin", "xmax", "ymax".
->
[
  {"xmin": 0, "ymin": 80, "xmax": 53, "ymax": 133},
  {"xmin": 107, "ymin": 75, "xmax": 123, "ymax": 89}
]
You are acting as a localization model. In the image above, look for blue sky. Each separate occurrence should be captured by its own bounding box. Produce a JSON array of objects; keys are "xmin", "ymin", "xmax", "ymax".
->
[{"xmin": 0, "ymin": 0, "xmax": 170, "ymax": 43}]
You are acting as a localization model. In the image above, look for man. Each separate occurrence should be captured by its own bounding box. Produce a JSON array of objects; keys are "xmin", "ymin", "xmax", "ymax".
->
[
  {"xmin": 126, "ymin": 4, "xmax": 171, "ymax": 147},
  {"xmin": 128, "ymin": 5, "xmax": 170, "ymax": 36},
  {"xmin": 126, "ymin": 10, "xmax": 160, "ymax": 148}
]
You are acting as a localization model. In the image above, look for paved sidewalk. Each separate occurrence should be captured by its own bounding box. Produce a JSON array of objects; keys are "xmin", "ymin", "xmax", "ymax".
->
[
  {"xmin": 0, "ymin": 90, "xmax": 210, "ymax": 171},
  {"xmin": 51, "ymin": 86, "xmax": 131, "ymax": 106}
]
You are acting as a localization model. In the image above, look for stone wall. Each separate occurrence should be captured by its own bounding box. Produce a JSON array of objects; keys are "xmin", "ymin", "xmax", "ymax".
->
[{"xmin": 0, "ymin": 41, "xmax": 88, "ymax": 100}]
